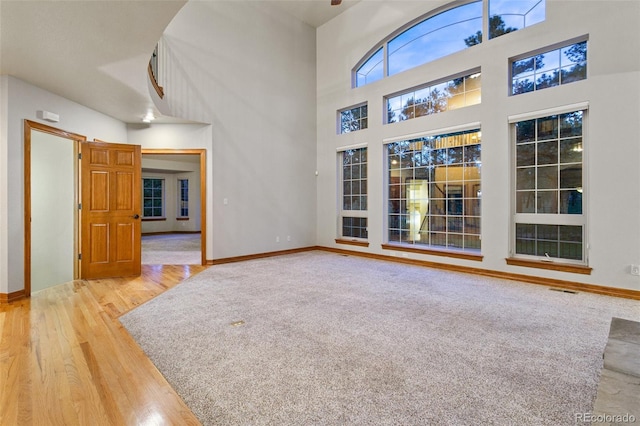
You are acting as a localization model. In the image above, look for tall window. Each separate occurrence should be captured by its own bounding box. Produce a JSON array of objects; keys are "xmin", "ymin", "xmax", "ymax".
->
[
  {"xmin": 513, "ymin": 110, "xmax": 585, "ymax": 262},
  {"xmin": 339, "ymin": 103, "xmax": 368, "ymax": 134},
  {"xmin": 386, "ymin": 72, "xmax": 481, "ymax": 123},
  {"xmin": 340, "ymin": 147, "xmax": 368, "ymax": 239},
  {"xmin": 512, "ymin": 40, "xmax": 587, "ymax": 95},
  {"xmin": 143, "ymin": 178, "xmax": 164, "ymax": 218},
  {"xmin": 178, "ymin": 179, "xmax": 189, "ymax": 218},
  {"xmin": 387, "ymin": 129, "xmax": 481, "ymax": 252}
]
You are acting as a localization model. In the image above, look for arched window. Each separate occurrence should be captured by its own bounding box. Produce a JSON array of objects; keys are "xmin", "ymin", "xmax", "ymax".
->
[
  {"xmin": 354, "ymin": 1, "xmax": 482, "ymax": 87},
  {"xmin": 353, "ymin": 0, "xmax": 545, "ymax": 88},
  {"xmin": 387, "ymin": 1, "xmax": 482, "ymax": 77},
  {"xmin": 355, "ymin": 48, "xmax": 384, "ymax": 87}
]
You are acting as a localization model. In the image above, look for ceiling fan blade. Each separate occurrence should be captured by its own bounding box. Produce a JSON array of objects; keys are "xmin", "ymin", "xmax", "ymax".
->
[{"xmin": 331, "ymin": 0, "xmax": 342, "ymax": 5}]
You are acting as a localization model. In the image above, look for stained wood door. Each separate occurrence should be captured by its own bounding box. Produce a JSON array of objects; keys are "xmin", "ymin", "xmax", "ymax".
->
[{"xmin": 80, "ymin": 141, "xmax": 141, "ymax": 279}]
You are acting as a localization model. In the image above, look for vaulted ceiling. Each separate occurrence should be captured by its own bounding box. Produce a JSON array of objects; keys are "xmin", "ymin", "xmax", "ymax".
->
[{"xmin": 0, "ymin": 0, "xmax": 360, "ymax": 124}]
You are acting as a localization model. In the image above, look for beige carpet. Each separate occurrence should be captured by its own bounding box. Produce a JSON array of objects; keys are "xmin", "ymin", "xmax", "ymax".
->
[
  {"xmin": 141, "ymin": 233, "xmax": 201, "ymax": 265},
  {"xmin": 120, "ymin": 251, "xmax": 640, "ymax": 425}
]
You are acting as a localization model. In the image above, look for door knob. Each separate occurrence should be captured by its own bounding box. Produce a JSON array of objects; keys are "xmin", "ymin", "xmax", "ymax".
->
[{"xmin": 132, "ymin": 214, "xmax": 140, "ymax": 219}]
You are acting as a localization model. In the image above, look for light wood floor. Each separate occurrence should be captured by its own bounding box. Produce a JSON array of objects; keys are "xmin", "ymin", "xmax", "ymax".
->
[{"xmin": 0, "ymin": 265, "xmax": 207, "ymax": 425}]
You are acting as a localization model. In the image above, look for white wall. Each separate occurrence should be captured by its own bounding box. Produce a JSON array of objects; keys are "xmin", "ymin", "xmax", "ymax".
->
[
  {"xmin": 141, "ymin": 156, "xmax": 201, "ymax": 234},
  {"xmin": 0, "ymin": 76, "xmax": 128, "ymax": 294},
  {"xmin": 316, "ymin": 0, "xmax": 640, "ymax": 291},
  {"xmin": 2, "ymin": 0, "xmax": 318, "ymax": 293},
  {"xmin": 31, "ymin": 131, "xmax": 75, "ymax": 292},
  {"xmin": 0, "ymin": 76, "xmax": 9, "ymax": 296},
  {"xmin": 127, "ymin": 123, "xmax": 212, "ymax": 257},
  {"xmin": 152, "ymin": 1, "xmax": 317, "ymax": 259}
]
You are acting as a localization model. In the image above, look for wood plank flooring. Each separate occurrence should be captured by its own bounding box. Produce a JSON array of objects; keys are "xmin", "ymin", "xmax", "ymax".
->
[{"xmin": 0, "ymin": 265, "xmax": 207, "ymax": 425}]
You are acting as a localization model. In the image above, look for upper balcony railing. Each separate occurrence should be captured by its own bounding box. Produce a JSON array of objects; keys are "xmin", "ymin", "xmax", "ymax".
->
[{"xmin": 148, "ymin": 42, "xmax": 164, "ymax": 99}]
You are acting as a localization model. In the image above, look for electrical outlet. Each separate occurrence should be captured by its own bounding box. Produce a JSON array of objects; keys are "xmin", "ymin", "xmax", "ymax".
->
[
  {"xmin": 276, "ymin": 236, "xmax": 280, "ymax": 243},
  {"xmin": 287, "ymin": 236, "xmax": 291, "ymax": 241},
  {"xmin": 631, "ymin": 264, "xmax": 640, "ymax": 276}
]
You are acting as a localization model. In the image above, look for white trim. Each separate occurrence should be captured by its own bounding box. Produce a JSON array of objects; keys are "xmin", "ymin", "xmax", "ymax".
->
[
  {"xmin": 338, "ymin": 101, "xmax": 367, "ymax": 113},
  {"xmin": 384, "ymin": 67, "xmax": 481, "ymax": 100},
  {"xmin": 509, "ymin": 35, "xmax": 589, "ymax": 63},
  {"xmin": 337, "ymin": 143, "xmax": 368, "ymax": 152},
  {"xmin": 382, "ymin": 122, "xmax": 481, "ymax": 144},
  {"xmin": 510, "ymin": 109, "xmax": 588, "ymax": 265},
  {"xmin": 508, "ymin": 102, "xmax": 589, "ymax": 123}
]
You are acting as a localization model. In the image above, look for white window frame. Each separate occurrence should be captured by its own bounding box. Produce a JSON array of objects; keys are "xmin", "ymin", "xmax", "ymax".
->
[
  {"xmin": 338, "ymin": 144, "xmax": 368, "ymax": 240},
  {"xmin": 142, "ymin": 177, "xmax": 165, "ymax": 218},
  {"xmin": 383, "ymin": 124, "xmax": 482, "ymax": 253},
  {"xmin": 177, "ymin": 178, "xmax": 189, "ymax": 218},
  {"xmin": 510, "ymin": 36, "xmax": 588, "ymax": 96},
  {"xmin": 509, "ymin": 103, "xmax": 588, "ymax": 265},
  {"xmin": 385, "ymin": 69, "xmax": 481, "ymax": 124},
  {"xmin": 352, "ymin": 0, "xmax": 547, "ymax": 88},
  {"xmin": 338, "ymin": 103, "xmax": 368, "ymax": 134}
]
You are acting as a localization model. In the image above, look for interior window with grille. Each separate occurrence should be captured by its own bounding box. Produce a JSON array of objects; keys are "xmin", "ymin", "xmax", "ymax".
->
[
  {"xmin": 178, "ymin": 179, "xmax": 189, "ymax": 218},
  {"xmin": 143, "ymin": 178, "xmax": 164, "ymax": 218}
]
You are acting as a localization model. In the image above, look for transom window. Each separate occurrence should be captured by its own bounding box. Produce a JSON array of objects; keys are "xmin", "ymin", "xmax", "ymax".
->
[
  {"xmin": 512, "ymin": 40, "xmax": 587, "ymax": 95},
  {"xmin": 513, "ymin": 110, "xmax": 586, "ymax": 262},
  {"xmin": 387, "ymin": 129, "xmax": 481, "ymax": 252},
  {"xmin": 355, "ymin": 48, "xmax": 383, "ymax": 88},
  {"xmin": 340, "ymin": 147, "xmax": 368, "ymax": 239},
  {"xmin": 354, "ymin": 0, "xmax": 545, "ymax": 87},
  {"xmin": 488, "ymin": 0, "xmax": 545, "ymax": 40},
  {"xmin": 339, "ymin": 103, "xmax": 368, "ymax": 134},
  {"xmin": 387, "ymin": 1, "xmax": 482, "ymax": 77},
  {"xmin": 143, "ymin": 178, "xmax": 164, "ymax": 218},
  {"xmin": 386, "ymin": 72, "xmax": 481, "ymax": 123}
]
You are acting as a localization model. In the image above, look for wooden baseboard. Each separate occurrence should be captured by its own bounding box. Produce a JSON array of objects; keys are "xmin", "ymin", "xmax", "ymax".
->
[
  {"xmin": 207, "ymin": 247, "xmax": 317, "ymax": 266},
  {"xmin": 142, "ymin": 231, "xmax": 201, "ymax": 236},
  {"xmin": 335, "ymin": 239, "xmax": 370, "ymax": 247},
  {"xmin": 0, "ymin": 289, "xmax": 28, "ymax": 304},
  {"xmin": 315, "ymin": 246, "xmax": 640, "ymax": 301}
]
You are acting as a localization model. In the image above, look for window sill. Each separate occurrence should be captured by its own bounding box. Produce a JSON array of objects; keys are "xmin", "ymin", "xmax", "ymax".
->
[
  {"xmin": 381, "ymin": 243, "xmax": 483, "ymax": 261},
  {"xmin": 506, "ymin": 257, "xmax": 592, "ymax": 275},
  {"xmin": 142, "ymin": 217, "xmax": 166, "ymax": 222},
  {"xmin": 336, "ymin": 238, "xmax": 369, "ymax": 248},
  {"xmin": 176, "ymin": 217, "xmax": 189, "ymax": 221}
]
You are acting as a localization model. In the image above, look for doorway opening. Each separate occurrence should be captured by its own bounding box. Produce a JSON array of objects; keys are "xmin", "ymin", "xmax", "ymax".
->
[
  {"xmin": 141, "ymin": 149, "xmax": 206, "ymax": 265},
  {"xmin": 24, "ymin": 120, "xmax": 85, "ymax": 295}
]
